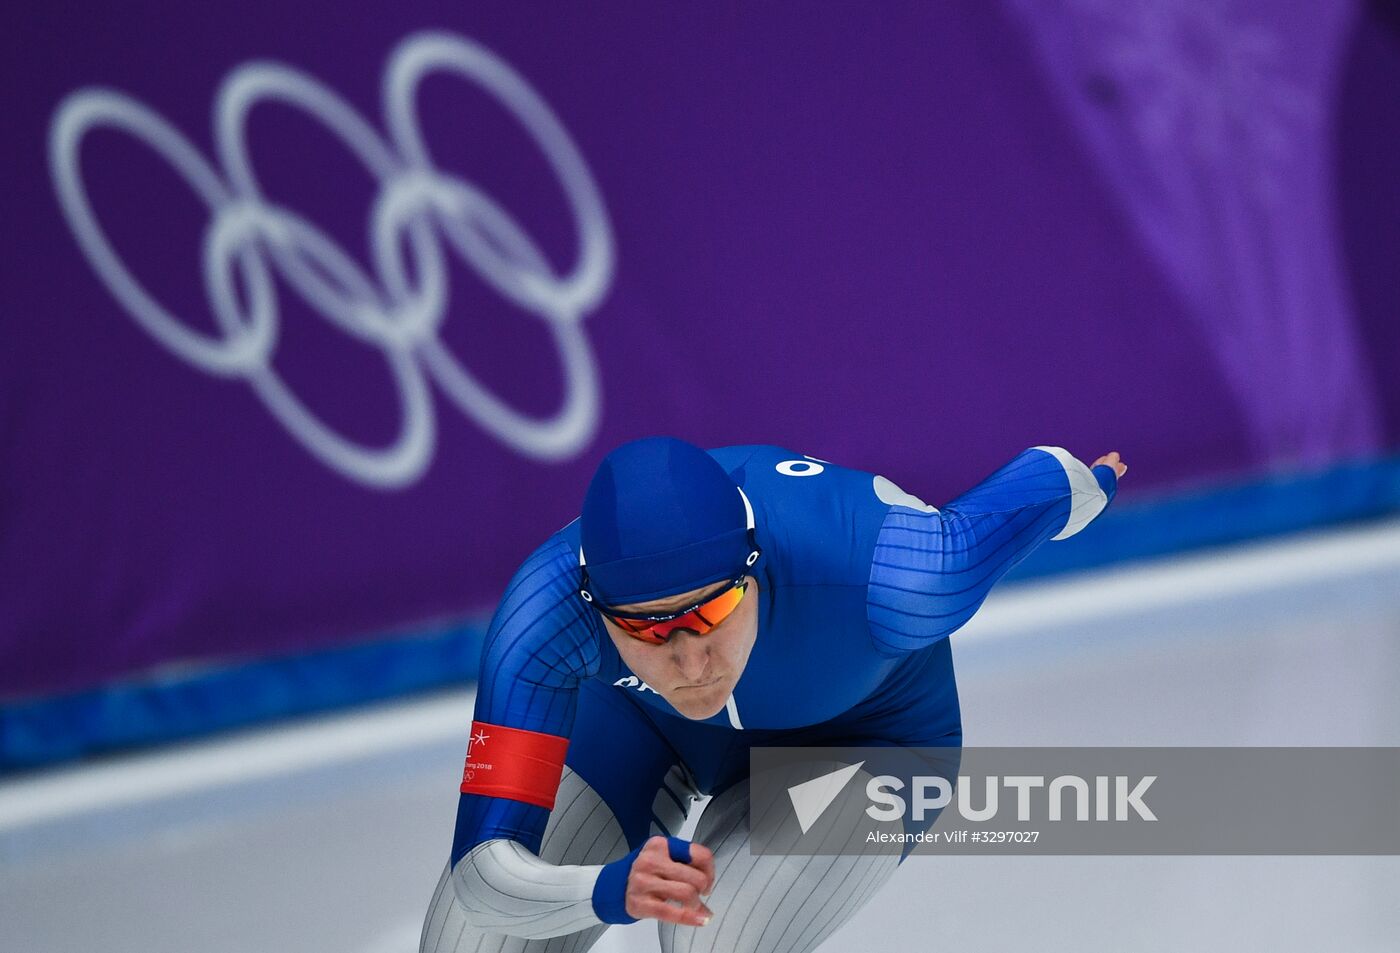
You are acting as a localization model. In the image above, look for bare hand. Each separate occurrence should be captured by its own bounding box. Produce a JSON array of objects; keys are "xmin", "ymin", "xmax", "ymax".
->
[
  {"xmin": 1092, "ymin": 451, "xmax": 1127, "ymax": 478},
  {"xmin": 625, "ymin": 836, "xmax": 716, "ymax": 927}
]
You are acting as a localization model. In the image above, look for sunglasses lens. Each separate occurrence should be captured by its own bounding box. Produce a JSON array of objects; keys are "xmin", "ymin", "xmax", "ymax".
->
[
  {"xmin": 692, "ymin": 583, "xmax": 745, "ymax": 627},
  {"xmin": 611, "ymin": 581, "xmax": 747, "ymax": 643}
]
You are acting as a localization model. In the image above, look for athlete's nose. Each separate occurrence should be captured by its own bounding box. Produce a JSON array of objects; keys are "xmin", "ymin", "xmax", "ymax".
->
[{"xmin": 668, "ymin": 630, "xmax": 710, "ymax": 683}]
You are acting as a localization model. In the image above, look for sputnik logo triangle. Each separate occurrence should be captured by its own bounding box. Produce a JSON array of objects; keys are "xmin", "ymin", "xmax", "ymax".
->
[{"xmin": 787, "ymin": 761, "xmax": 866, "ymax": 834}]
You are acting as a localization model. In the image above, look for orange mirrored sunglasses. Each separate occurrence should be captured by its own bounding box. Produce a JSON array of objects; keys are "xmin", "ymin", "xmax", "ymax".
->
[{"xmin": 600, "ymin": 579, "xmax": 748, "ymax": 644}]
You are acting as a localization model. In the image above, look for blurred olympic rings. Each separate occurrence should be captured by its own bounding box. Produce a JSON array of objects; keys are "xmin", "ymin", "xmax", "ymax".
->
[{"xmin": 49, "ymin": 31, "xmax": 615, "ymax": 488}]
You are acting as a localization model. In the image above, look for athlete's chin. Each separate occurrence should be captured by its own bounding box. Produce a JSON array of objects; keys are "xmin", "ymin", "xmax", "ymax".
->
[{"xmin": 666, "ymin": 681, "xmax": 731, "ymax": 720}]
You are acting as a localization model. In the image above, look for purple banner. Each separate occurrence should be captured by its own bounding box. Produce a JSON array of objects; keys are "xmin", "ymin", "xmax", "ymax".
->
[{"xmin": 3, "ymin": 2, "xmax": 1397, "ymax": 698}]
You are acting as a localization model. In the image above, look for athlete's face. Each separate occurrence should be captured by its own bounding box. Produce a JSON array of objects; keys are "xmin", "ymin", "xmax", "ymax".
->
[{"xmin": 601, "ymin": 576, "xmax": 760, "ymax": 720}]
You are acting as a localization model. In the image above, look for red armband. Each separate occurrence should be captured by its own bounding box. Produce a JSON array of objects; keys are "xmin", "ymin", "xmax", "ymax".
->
[{"xmin": 459, "ymin": 721, "xmax": 570, "ymax": 810}]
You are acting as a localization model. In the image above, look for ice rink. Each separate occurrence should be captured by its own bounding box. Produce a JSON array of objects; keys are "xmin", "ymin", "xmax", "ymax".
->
[{"xmin": 3, "ymin": 519, "xmax": 1398, "ymax": 953}]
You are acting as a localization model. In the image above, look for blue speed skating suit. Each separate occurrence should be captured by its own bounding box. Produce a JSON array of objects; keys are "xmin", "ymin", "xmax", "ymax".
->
[{"xmin": 451, "ymin": 444, "xmax": 1117, "ymax": 862}]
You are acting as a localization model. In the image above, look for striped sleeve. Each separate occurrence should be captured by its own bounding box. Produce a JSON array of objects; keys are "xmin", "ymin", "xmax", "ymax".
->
[
  {"xmin": 450, "ymin": 840, "xmax": 607, "ymax": 939},
  {"xmin": 450, "ymin": 533, "xmax": 602, "ymax": 865},
  {"xmin": 865, "ymin": 447, "xmax": 1116, "ymax": 655}
]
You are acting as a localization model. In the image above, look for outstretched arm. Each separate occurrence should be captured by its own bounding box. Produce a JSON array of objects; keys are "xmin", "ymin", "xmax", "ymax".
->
[{"xmin": 866, "ymin": 447, "xmax": 1125, "ymax": 655}]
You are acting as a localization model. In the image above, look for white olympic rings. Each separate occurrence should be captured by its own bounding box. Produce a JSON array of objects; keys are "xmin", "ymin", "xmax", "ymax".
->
[{"xmin": 48, "ymin": 30, "xmax": 615, "ymax": 488}]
